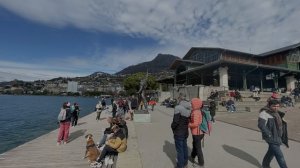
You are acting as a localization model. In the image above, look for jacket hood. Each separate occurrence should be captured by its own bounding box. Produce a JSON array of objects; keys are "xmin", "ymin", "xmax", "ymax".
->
[
  {"xmin": 174, "ymin": 100, "xmax": 191, "ymax": 117},
  {"xmin": 179, "ymin": 100, "xmax": 191, "ymax": 110},
  {"xmin": 259, "ymin": 106, "xmax": 271, "ymax": 113},
  {"xmin": 191, "ymin": 98, "xmax": 202, "ymax": 111}
]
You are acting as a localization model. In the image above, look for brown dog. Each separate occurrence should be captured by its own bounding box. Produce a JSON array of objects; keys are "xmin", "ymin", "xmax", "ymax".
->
[{"xmin": 83, "ymin": 134, "xmax": 100, "ymax": 163}]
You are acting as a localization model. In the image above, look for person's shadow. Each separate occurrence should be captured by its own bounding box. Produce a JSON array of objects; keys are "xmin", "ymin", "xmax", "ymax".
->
[
  {"xmin": 68, "ymin": 129, "xmax": 87, "ymax": 142},
  {"xmin": 163, "ymin": 140, "xmax": 192, "ymax": 166},
  {"xmin": 76, "ymin": 122, "xmax": 87, "ymax": 126},
  {"xmin": 222, "ymin": 144, "xmax": 261, "ymax": 167}
]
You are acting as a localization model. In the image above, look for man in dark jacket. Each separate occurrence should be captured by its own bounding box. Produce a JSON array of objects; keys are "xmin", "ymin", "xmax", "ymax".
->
[
  {"xmin": 258, "ymin": 99, "xmax": 288, "ymax": 168},
  {"xmin": 171, "ymin": 93, "xmax": 191, "ymax": 168}
]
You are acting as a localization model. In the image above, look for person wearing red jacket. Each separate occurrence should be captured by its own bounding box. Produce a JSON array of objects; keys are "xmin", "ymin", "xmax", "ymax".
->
[{"xmin": 188, "ymin": 98, "xmax": 204, "ymax": 167}]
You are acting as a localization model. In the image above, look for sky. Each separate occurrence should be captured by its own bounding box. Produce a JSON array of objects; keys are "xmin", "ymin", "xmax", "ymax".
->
[{"xmin": 0, "ymin": 0, "xmax": 300, "ymax": 82}]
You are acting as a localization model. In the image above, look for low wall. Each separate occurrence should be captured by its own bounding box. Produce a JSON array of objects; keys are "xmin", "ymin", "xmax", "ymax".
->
[
  {"xmin": 170, "ymin": 85, "xmax": 227, "ymax": 100},
  {"xmin": 158, "ymin": 91, "xmax": 171, "ymax": 102}
]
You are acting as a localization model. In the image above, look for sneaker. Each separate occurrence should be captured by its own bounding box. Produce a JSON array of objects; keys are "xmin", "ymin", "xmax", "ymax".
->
[
  {"xmin": 90, "ymin": 161, "xmax": 102, "ymax": 168},
  {"xmin": 63, "ymin": 141, "xmax": 67, "ymax": 145},
  {"xmin": 189, "ymin": 156, "xmax": 195, "ymax": 163},
  {"xmin": 56, "ymin": 142, "xmax": 61, "ymax": 146},
  {"xmin": 193, "ymin": 164, "xmax": 205, "ymax": 168}
]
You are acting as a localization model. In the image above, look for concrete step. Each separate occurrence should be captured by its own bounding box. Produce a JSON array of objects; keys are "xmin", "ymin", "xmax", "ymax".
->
[
  {"xmin": 240, "ymin": 97, "xmax": 269, "ymax": 101},
  {"xmin": 235, "ymin": 101, "xmax": 267, "ymax": 106}
]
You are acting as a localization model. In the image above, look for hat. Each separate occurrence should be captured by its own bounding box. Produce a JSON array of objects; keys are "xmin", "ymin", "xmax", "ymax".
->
[{"xmin": 268, "ymin": 99, "xmax": 280, "ymax": 106}]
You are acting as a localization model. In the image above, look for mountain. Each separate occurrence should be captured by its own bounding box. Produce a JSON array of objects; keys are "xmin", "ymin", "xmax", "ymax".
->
[
  {"xmin": 116, "ymin": 54, "xmax": 180, "ymax": 75},
  {"xmin": 88, "ymin": 71, "xmax": 112, "ymax": 78}
]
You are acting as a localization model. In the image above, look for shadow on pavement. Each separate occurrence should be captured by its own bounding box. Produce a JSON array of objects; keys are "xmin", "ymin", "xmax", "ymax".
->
[
  {"xmin": 222, "ymin": 144, "xmax": 261, "ymax": 168},
  {"xmin": 163, "ymin": 140, "xmax": 192, "ymax": 166},
  {"xmin": 247, "ymin": 139, "xmax": 264, "ymax": 143},
  {"xmin": 68, "ymin": 129, "xmax": 87, "ymax": 142},
  {"xmin": 76, "ymin": 122, "xmax": 87, "ymax": 126}
]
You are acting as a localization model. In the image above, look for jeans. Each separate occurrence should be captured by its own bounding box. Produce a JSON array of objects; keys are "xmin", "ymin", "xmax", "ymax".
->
[
  {"xmin": 262, "ymin": 143, "xmax": 287, "ymax": 168},
  {"xmin": 174, "ymin": 135, "xmax": 188, "ymax": 168},
  {"xmin": 98, "ymin": 134, "xmax": 107, "ymax": 147},
  {"xmin": 191, "ymin": 134, "xmax": 205, "ymax": 166},
  {"xmin": 226, "ymin": 104, "xmax": 235, "ymax": 112}
]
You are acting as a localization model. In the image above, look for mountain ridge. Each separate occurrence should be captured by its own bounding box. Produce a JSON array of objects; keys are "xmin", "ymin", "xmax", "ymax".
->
[{"xmin": 116, "ymin": 54, "xmax": 180, "ymax": 75}]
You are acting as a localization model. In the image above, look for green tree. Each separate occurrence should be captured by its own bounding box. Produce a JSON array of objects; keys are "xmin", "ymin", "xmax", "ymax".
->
[{"xmin": 123, "ymin": 72, "xmax": 159, "ymax": 95}]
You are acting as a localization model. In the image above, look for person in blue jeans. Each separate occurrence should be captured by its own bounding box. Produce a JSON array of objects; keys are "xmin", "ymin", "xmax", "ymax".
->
[
  {"xmin": 258, "ymin": 99, "xmax": 289, "ymax": 168},
  {"xmin": 171, "ymin": 93, "xmax": 191, "ymax": 168}
]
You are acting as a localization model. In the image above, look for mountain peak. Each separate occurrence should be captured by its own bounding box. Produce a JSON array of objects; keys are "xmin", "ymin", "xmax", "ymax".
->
[
  {"xmin": 116, "ymin": 54, "xmax": 180, "ymax": 75},
  {"xmin": 89, "ymin": 71, "xmax": 111, "ymax": 77}
]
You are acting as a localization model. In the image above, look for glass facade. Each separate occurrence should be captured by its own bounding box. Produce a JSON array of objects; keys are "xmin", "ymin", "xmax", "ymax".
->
[{"xmin": 189, "ymin": 49, "xmax": 220, "ymax": 63}]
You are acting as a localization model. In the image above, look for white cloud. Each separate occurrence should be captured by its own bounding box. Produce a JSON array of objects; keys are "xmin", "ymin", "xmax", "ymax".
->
[
  {"xmin": 1, "ymin": 0, "xmax": 299, "ymax": 53},
  {"xmin": 0, "ymin": 0, "xmax": 300, "ymax": 81}
]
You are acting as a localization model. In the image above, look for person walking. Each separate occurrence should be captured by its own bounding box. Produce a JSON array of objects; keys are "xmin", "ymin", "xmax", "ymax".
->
[
  {"xmin": 188, "ymin": 98, "xmax": 205, "ymax": 167},
  {"xmin": 95, "ymin": 101, "xmax": 102, "ymax": 121},
  {"xmin": 72, "ymin": 102, "xmax": 80, "ymax": 126},
  {"xmin": 128, "ymin": 95, "xmax": 138, "ymax": 120},
  {"xmin": 171, "ymin": 93, "xmax": 191, "ymax": 168},
  {"xmin": 258, "ymin": 99, "xmax": 289, "ymax": 168},
  {"xmin": 209, "ymin": 100, "xmax": 216, "ymax": 123},
  {"xmin": 57, "ymin": 102, "xmax": 72, "ymax": 145},
  {"xmin": 112, "ymin": 101, "xmax": 117, "ymax": 118}
]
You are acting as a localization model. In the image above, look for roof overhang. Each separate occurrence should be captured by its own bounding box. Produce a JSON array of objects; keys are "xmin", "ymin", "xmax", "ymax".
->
[
  {"xmin": 179, "ymin": 59, "xmax": 300, "ymax": 75},
  {"xmin": 170, "ymin": 59, "xmax": 204, "ymax": 70}
]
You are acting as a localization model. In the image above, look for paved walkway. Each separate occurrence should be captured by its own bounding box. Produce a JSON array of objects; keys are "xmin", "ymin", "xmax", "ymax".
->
[
  {"xmin": 0, "ymin": 111, "xmax": 142, "ymax": 168},
  {"xmin": 135, "ymin": 105, "xmax": 300, "ymax": 168},
  {"xmin": 1, "ymin": 105, "xmax": 299, "ymax": 168}
]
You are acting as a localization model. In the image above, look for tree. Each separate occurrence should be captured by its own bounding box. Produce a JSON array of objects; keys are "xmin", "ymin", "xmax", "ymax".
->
[{"xmin": 123, "ymin": 72, "xmax": 159, "ymax": 95}]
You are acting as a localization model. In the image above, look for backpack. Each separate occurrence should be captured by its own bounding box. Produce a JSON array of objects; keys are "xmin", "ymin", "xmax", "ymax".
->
[
  {"xmin": 70, "ymin": 105, "xmax": 75, "ymax": 113},
  {"xmin": 199, "ymin": 105, "xmax": 212, "ymax": 135},
  {"xmin": 57, "ymin": 108, "xmax": 67, "ymax": 121}
]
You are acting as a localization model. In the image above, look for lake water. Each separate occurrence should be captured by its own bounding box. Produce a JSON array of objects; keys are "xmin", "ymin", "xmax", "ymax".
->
[{"xmin": 0, "ymin": 95, "xmax": 103, "ymax": 154}]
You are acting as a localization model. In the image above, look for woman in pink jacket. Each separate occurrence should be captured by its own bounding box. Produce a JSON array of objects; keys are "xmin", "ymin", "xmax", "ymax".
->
[{"xmin": 188, "ymin": 98, "xmax": 204, "ymax": 167}]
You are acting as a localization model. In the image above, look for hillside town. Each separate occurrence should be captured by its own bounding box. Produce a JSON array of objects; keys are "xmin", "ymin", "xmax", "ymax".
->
[{"xmin": 0, "ymin": 73, "xmax": 125, "ymax": 96}]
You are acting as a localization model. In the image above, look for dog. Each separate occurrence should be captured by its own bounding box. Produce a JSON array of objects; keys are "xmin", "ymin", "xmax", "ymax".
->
[{"xmin": 83, "ymin": 134, "xmax": 100, "ymax": 163}]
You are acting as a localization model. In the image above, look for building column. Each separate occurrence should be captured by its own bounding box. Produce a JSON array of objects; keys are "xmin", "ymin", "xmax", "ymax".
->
[
  {"xmin": 219, "ymin": 66, "xmax": 229, "ymax": 90},
  {"xmin": 159, "ymin": 83, "xmax": 163, "ymax": 92},
  {"xmin": 242, "ymin": 70, "xmax": 247, "ymax": 91},
  {"xmin": 260, "ymin": 71, "xmax": 264, "ymax": 92},
  {"xmin": 285, "ymin": 76, "xmax": 296, "ymax": 92}
]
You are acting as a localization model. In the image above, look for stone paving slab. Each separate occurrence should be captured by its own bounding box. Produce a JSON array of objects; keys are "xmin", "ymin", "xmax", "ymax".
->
[
  {"xmin": 134, "ymin": 105, "xmax": 300, "ymax": 168},
  {"xmin": 216, "ymin": 106, "xmax": 300, "ymax": 142}
]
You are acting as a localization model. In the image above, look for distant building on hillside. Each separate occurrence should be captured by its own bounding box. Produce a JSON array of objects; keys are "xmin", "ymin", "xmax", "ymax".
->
[{"xmin": 67, "ymin": 81, "xmax": 78, "ymax": 93}]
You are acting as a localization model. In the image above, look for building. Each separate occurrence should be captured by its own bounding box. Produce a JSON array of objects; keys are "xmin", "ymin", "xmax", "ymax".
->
[
  {"xmin": 67, "ymin": 81, "xmax": 78, "ymax": 93},
  {"xmin": 160, "ymin": 42, "xmax": 300, "ymax": 92}
]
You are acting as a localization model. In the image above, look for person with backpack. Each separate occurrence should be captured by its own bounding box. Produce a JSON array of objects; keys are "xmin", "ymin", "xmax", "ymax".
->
[
  {"xmin": 171, "ymin": 93, "xmax": 191, "ymax": 168},
  {"xmin": 188, "ymin": 98, "xmax": 205, "ymax": 167},
  {"xmin": 57, "ymin": 102, "xmax": 72, "ymax": 145}
]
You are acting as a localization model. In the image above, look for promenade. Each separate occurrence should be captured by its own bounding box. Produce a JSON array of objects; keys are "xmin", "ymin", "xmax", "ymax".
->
[{"xmin": 1, "ymin": 105, "xmax": 300, "ymax": 168}]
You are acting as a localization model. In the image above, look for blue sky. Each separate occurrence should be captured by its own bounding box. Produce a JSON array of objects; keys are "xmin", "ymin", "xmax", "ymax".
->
[{"xmin": 0, "ymin": 0, "xmax": 300, "ymax": 82}]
